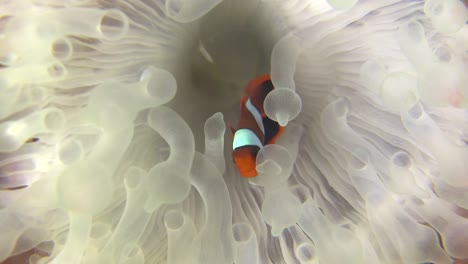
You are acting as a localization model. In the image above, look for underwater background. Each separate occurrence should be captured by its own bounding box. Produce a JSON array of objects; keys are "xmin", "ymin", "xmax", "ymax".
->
[{"xmin": 0, "ymin": 0, "xmax": 468, "ymax": 263}]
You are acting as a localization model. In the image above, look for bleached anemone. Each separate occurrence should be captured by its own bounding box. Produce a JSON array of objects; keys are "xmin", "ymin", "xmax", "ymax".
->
[{"xmin": 1, "ymin": 0, "xmax": 467, "ymax": 263}]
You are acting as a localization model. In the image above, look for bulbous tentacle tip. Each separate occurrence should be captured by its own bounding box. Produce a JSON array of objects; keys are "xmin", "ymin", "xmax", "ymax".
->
[
  {"xmin": 145, "ymin": 163, "xmax": 192, "ymax": 212},
  {"xmin": 295, "ymin": 243, "xmax": 317, "ymax": 263},
  {"xmin": 57, "ymin": 138, "xmax": 84, "ymax": 165},
  {"xmin": 98, "ymin": 9, "xmax": 129, "ymax": 41},
  {"xmin": 232, "ymin": 222, "xmax": 254, "ymax": 243},
  {"xmin": 164, "ymin": 210, "xmax": 185, "ymax": 231},
  {"xmin": 270, "ymin": 224, "xmax": 284, "ymax": 237},
  {"xmin": 332, "ymin": 97, "xmax": 350, "ymax": 118},
  {"xmin": 165, "ymin": 0, "xmax": 224, "ymax": 23},
  {"xmin": 264, "ymin": 88, "xmax": 302, "ymax": 127},
  {"xmin": 406, "ymin": 102, "xmax": 425, "ymax": 120},
  {"xmin": 203, "ymin": 112, "xmax": 226, "ymax": 174},
  {"xmin": 255, "ymin": 144, "xmax": 293, "ymax": 185},
  {"xmin": 381, "ymin": 72, "xmax": 420, "ymax": 112},
  {"xmin": 140, "ymin": 66, "xmax": 177, "ymax": 105},
  {"xmin": 256, "ymin": 159, "xmax": 281, "ymax": 175},
  {"xmin": 424, "ymin": 0, "xmax": 467, "ymax": 34},
  {"xmin": 204, "ymin": 112, "xmax": 225, "ymax": 140}
]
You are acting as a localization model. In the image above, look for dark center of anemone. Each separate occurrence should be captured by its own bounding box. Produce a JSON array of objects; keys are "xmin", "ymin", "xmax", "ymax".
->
[{"xmin": 167, "ymin": 1, "xmax": 278, "ymax": 147}]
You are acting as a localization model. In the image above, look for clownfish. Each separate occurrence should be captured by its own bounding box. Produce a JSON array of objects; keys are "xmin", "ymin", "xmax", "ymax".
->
[{"xmin": 230, "ymin": 75, "xmax": 285, "ymax": 178}]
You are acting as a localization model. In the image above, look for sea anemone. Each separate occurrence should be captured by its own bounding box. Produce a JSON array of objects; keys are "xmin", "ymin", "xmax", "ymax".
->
[{"xmin": 1, "ymin": 0, "xmax": 467, "ymax": 263}]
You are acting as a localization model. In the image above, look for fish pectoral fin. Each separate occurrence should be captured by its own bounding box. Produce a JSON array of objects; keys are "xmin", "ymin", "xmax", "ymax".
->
[{"xmin": 227, "ymin": 122, "xmax": 236, "ymax": 136}]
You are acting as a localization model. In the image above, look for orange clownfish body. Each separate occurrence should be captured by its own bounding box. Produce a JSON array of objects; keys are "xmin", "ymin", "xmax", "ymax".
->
[{"xmin": 231, "ymin": 75, "xmax": 285, "ymax": 178}]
